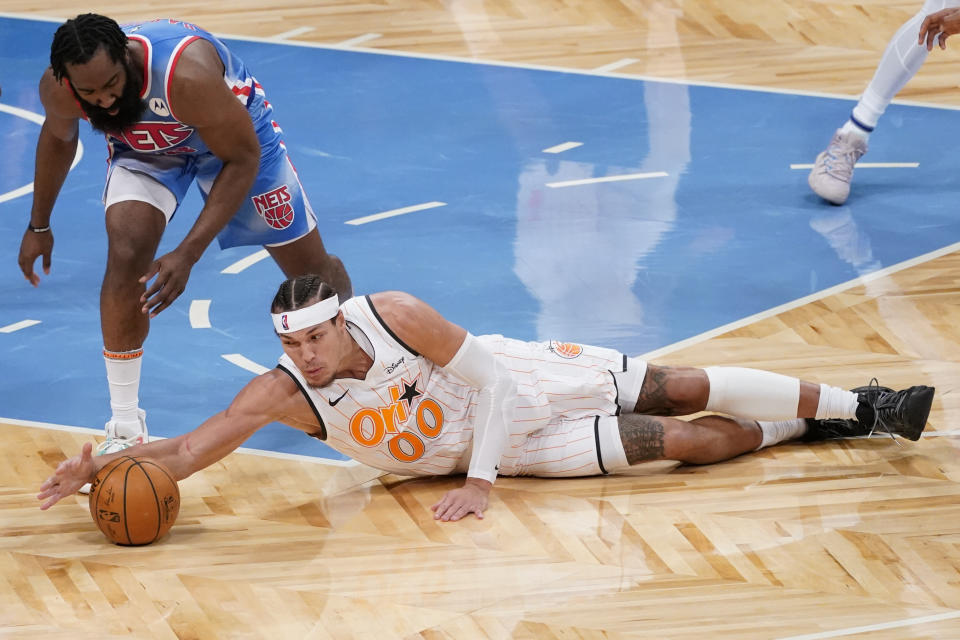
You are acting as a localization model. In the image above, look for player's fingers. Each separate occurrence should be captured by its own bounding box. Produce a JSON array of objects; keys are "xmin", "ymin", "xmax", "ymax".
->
[
  {"xmin": 139, "ymin": 259, "xmax": 161, "ymax": 285},
  {"xmin": 141, "ymin": 271, "xmax": 166, "ymax": 302},
  {"xmin": 433, "ymin": 500, "xmax": 452, "ymax": 519},
  {"xmin": 19, "ymin": 257, "xmax": 39, "ymax": 286},
  {"xmin": 42, "ymin": 250, "xmax": 52, "ymax": 274},
  {"xmin": 39, "ymin": 494, "xmax": 62, "ymax": 510},
  {"xmin": 941, "ymin": 32, "xmax": 950, "ymax": 49},
  {"xmin": 919, "ymin": 18, "xmax": 931, "ymax": 44},
  {"xmin": 145, "ymin": 287, "xmax": 183, "ymax": 318},
  {"xmin": 446, "ymin": 505, "xmax": 471, "ymax": 522}
]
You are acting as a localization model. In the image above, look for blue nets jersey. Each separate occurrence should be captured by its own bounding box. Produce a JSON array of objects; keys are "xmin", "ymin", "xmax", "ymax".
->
[{"xmin": 107, "ymin": 19, "xmax": 281, "ymax": 161}]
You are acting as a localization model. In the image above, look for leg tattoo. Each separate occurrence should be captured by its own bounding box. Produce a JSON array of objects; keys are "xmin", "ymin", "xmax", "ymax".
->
[
  {"xmin": 635, "ymin": 367, "xmax": 676, "ymax": 415},
  {"xmin": 620, "ymin": 416, "xmax": 666, "ymax": 464}
]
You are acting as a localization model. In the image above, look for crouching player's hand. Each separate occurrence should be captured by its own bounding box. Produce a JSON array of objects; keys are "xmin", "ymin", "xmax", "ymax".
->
[{"xmin": 431, "ymin": 477, "xmax": 492, "ymax": 521}]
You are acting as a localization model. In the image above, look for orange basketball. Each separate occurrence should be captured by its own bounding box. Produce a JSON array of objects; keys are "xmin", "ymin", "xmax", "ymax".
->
[{"xmin": 88, "ymin": 456, "xmax": 180, "ymax": 546}]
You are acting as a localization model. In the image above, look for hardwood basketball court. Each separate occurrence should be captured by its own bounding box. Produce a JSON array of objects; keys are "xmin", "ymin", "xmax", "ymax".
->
[{"xmin": 1, "ymin": 2, "xmax": 958, "ymax": 638}]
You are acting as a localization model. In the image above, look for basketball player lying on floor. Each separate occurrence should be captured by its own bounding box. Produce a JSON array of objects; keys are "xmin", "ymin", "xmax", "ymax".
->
[{"xmin": 38, "ymin": 275, "xmax": 936, "ymax": 522}]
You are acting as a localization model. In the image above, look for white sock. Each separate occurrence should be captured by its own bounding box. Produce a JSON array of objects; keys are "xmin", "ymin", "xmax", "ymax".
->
[
  {"xmin": 756, "ymin": 419, "xmax": 807, "ymax": 450},
  {"xmin": 104, "ymin": 348, "xmax": 143, "ymax": 424},
  {"xmin": 815, "ymin": 384, "xmax": 859, "ymax": 420},
  {"xmin": 840, "ymin": 119, "xmax": 871, "ymax": 141},
  {"xmin": 849, "ymin": 1, "xmax": 949, "ymax": 131}
]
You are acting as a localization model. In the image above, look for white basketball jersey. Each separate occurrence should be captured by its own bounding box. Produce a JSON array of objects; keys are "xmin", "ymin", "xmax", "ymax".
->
[{"xmin": 278, "ymin": 295, "xmax": 627, "ymax": 477}]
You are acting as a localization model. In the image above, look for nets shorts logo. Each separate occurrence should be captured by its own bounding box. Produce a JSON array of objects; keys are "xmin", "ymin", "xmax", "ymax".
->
[
  {"xmin": 252, "ymin": 185, "xmax": 294, "ymax": 229},
  {"xmin": 549, "ymin": 340, "xmax": 583, "ymax": 359}
]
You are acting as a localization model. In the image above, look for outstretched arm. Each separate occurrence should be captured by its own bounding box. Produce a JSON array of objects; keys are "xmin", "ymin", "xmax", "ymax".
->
[{"xmin": 38, "ymin": 369, "xmax": 304, "ymax": 509}]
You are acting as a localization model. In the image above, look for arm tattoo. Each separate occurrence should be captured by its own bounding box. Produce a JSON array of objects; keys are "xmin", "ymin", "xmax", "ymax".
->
[
  {"xmin": 635, "ymin": 366, "xmax": 678, "ymax": 415},
  {"xmin": 619, "ymin": 415, "xmax": 665, "ymax": 464}
]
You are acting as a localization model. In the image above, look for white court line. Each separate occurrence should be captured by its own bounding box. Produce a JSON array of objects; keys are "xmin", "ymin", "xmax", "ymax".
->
[
  {"xmin": 189, "ymin": 300, "xmax": 212, "ymax": 329},
  {"xmin": 338, "ymin": 32, "xmax": 382, "ymax": 47},
  {"xmin": 3, "ymin": 11, "xmax": 960, "ymax": 116},
  {"xmin": 593, "ymin": 58, "xmax": 639, "ymax": 73},
  {"xmin": 222, "ymin": 353, "xmax": 270, "ymax": 375},
  {"xmin": 0, "ymin": 103, "xmax": 84, "ymax": 204},
  {"xmin": 643, "ymin": 238, "xmax": 960, "ymax": 360},
  {"xmin": 543, "ymin": 141, "xmax": 583, "ymax": 154},
  {"xmin": 0, "ymin": 319, "xmax": 41, "ymax": 333},
  {"xmin": 221, "ymin": 249, "xmax": 271, "ymax": 274},
  {"xmin": 345, "ymin": 201, "xmax": 446, "ymax": 225},
  {"xmin": 273, "ymin": 26, "xmax": 315, "ymax": 40},
  {"xmin": 791, "ymin": 162, "xmax": 919, "ymax": 170},
  {"xmin": 776, "ymin": 610, "xmax": 960, "ymax": 640},
  {"xmin": 547, "ymin": 171, "xmax": 668, "ymax": 188},
  {"xmin": 6, "ymin": 11, "xmax": 960, "ymax": 113},
  {"xmin": 923, "ymin": 430, "xmax": 960, "ymax": 437},
  {"xmin": 0, "ymin": 416, "xmax": 360, "ymax": 466}
]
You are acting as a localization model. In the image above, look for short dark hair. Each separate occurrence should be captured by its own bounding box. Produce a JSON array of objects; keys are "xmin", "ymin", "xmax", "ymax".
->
[
  {"xmin": 271, "ymin": 275, "xmax": 338, "ymax": 315},
  {"xmin": 50, "ymin": 14, "xmax": 127, "ymax": 81}
]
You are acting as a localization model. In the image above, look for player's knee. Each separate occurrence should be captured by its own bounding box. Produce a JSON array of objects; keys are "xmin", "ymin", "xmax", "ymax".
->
[
  {"xmin": 637, "ymin": 365, "xmax": 708, "ymax": 414},
  {"xmin": 105, "ymin": 239, "xmax": 152, "ymax": 271}
]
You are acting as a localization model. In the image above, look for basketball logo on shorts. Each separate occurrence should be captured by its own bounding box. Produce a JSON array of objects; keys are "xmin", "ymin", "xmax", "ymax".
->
[
  {"xmin": 252, "ymin": 184, "xmax": 294, "ymax": 230},
  {"xmin": 549, "ymin": 340, "xmax": 583, "ymax": 359}
]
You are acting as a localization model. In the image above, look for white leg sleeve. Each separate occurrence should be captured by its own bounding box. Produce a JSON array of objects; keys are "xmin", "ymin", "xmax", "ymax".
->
[
  {"xmin": 853, "ymin": 0, "xmax": 959, "ymax": 128},
  {"xmin": 704, "ymin": 367, "xmax": 800, "ymax": 420}
]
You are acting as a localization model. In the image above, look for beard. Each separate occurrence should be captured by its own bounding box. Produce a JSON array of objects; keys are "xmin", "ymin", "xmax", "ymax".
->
[{"xmin": 74, "ymin": 59, "xmax": 146, "ymax": 135}]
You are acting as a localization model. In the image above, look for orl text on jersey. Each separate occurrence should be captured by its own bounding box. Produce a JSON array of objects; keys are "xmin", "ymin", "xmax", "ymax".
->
[{"xmin": 348, "ymin": 379, "xmax": 444, "ymax": 463}]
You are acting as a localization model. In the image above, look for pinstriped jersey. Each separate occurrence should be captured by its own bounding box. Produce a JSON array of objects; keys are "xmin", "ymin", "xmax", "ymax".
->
[
  {"xmin": 277, "ymin": 295, "xmax": 626, "ymax": 477},
  {"xmin": 106, "ymin": 19, "xmax": 282, "ymax": 163}
]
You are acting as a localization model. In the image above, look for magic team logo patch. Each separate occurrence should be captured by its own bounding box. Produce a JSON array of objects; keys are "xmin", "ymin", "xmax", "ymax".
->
[
  {"xmin": 549, "ymin": 340, "xmax": 583, "ymax": 359},
  {"xmin": 252, "ymin": 185, "xmax": 294, "ymax": 229}
]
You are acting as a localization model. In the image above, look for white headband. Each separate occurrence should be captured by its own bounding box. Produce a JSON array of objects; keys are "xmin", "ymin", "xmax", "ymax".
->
[{"xmin": 272, "ymin": 295, "xmax": 340, "ymax": 334}]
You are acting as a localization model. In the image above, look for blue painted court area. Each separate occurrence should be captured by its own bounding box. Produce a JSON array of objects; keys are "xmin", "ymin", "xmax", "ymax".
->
[{"xmin": 2, "ymin": 16, "xmax": 959, "ymax": 459}]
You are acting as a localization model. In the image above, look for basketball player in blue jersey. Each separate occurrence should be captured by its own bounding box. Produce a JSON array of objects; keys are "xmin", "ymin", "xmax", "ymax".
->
[
  {"xmin": 808, "ymin": 0, "xmax": 960, "ymax": 204},
  {"xmin": 37, "ymin": 275, "xmax": 935, "ymax": 523},
  {"xmin": 16, "ymin": 15, "xmax": 352, "ymax": 461}
]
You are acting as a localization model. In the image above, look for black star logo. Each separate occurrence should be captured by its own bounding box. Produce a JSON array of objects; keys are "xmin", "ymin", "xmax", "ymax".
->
[{"xmin": 398, "ymin": 379, "xmax": 422, "ymax": 406}]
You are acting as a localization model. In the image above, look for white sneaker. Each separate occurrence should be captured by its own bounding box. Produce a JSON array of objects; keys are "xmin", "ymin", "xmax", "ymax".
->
[
  {"xmin": 808, "ymin": 129, "xmax": 868, "ymax": 205},
  {"xmin": 79, "ymin": 410, "xmax": 149, "ymax": 495}
]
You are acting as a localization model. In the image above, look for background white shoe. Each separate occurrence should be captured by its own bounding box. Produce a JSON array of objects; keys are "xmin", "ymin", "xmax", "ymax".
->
[
  {"xmin": 808, "ymin": 129, "xmax": 868, "ymax": 205},
  {"xmin": 79, "ymin": 409, "xmax": 149, "ymax": 495}
]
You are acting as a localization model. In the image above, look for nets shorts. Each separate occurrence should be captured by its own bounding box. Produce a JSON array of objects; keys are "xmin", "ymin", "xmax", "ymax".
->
[{"xmin": 103, "ymin": 146, "xmax": 317, "ymax": 249}]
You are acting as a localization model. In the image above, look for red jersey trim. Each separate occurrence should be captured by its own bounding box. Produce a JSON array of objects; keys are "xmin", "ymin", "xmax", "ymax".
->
[
  {"xmin": 163, "ymin": 35, "xmax": 201, "ymax": 122},
  {"xmin": 127, "ymin": 35, "xmax": 153, "ymax": 98}
]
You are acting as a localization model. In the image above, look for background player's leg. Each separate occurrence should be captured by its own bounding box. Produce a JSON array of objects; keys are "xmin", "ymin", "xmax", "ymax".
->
[
  {"xmin": 266, "ymin": 228, "xmax": 353, "ymax": 299},
  {"xmin": 100, "ymin": 199, "xmax": 165, "ymax": 444},
  {"xmin": 809, "ymin": 0, "xmax": 960, "ymax": 204}
]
